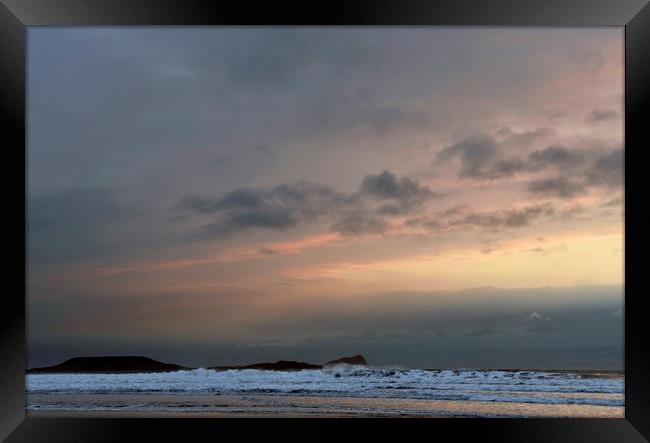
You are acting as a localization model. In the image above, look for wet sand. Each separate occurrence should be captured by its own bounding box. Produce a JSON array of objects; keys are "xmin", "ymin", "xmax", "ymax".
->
[{"xmin": 26, "ymin": 393, "xmax": 624, "ymax": 418}]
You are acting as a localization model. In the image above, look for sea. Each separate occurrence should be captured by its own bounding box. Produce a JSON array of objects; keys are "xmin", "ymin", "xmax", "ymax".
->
[{"xmin": 26, "ymin": 366, "xmax": 624, "ymax": 417}]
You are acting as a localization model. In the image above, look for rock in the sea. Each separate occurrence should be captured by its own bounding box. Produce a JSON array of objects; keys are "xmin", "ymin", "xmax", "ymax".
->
[
  {"xmin": 324, "ymin": 354, "xmax": 368, "ymax": 366},
  {"xmin": 212, "ymin": 360, "xmax": 323, "ymax": 371}
]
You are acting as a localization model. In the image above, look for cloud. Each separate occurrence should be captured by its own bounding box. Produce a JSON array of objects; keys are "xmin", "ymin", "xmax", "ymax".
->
[
  {"xmin": 441, "ymin": 204, "xmax": 472, "ymax": 217},
  {"xmin": 585, "ymin": 149, "xmax": 623, "ymax": 188},
  {"xmin": 523, "ymin": 148, "xmax": 622, "ymax": 198},
  {"xmin": 436, "ymin": 133, "xmax": 572, "ymax": 181},
  {"xmin": 527, "ymin": 145, "xmax": 585, "ymax": 169},
  {"xmin": 361, "ymin": 170, "xmax": 434, "ymax": 202},
  {"xmin": 178, "ymin": 195, "xmax": 220, "ymax": 214},
  {"xmin": 520, "ymin": 244, "xmax": 567, "ymax": 256},
  {"xmin": 436, "ymin": 131, "xmax": 622, "ymax": 201},
  {"xmin": 585, "ymin": 109, "xmax": 619, "ymax": 123},
  {"xmin": 181, "ymin": 181, "xmax": 349, "ymax": 238},
  {"xmin": 497, "ymin": 127, "xmax": 554, "ymax": 147},
  {"xmin": 526, "ymin": 177, "xmax": 588, "ymax": 199},
  {"xmin": 330, "ymin": 212, "xmax": 387, "ymax": 236},
  {"xmin": 181, "ymin": 171, "xmax": 437, "ymax": 238},
  {"xmin": 458, "ymin": 204, "xmax": 555, "ymax": 229},
  {"xmin": 600, "ymin": 196, "xmax": 623, "ymax": 208},
  {"xmin": 360, "ymin": 170, "xmax": 439, "ymax": 215},
  {"xmin": 408, "ymin": 203, "xmax": 554, "ymax": 232},
  {"xmin": 436, "ymin": 134, "xmax": 508, "ymax": 180},
  {"xmin": 257, "ymin": 247, "xmax": 278, "ymax": 255}
]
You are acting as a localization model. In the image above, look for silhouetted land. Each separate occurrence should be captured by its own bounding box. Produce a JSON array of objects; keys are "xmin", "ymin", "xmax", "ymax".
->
[
  {"xmin": 211, "ymin": 360, "xmax": 324, "ymax": 371},
  {"xmin": 27, "ymin": 354, "xmax": 620, "ymax": 377},
  {"xmin": 324, "ymin": 354, "xmax": 368, "ymax": 366},
  {"xmin": 26, "ymin": 356, "xmax": 189, "ymax": 374},
  {"xmin": 211, "ymin": 354, "xmax": 369, "ymax": 371},
  {"xmin": 27, "ymin": 354, "xmax": 369, "ymax": 373}
]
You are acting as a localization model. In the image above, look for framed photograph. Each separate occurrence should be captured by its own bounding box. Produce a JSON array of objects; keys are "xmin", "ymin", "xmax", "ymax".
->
[{"xmin": 1, "ymin": 0, "xmax": 649, "ymax": 441}]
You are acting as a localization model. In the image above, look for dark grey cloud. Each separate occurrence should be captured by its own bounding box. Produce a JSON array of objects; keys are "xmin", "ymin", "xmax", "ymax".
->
[
  {"xmin": 527, "ymin": 145, "xmax": 585, "ymax": 169},
  {"xmin": 436, "ymin": 131, "xmax": 622, "ymax": 200},
  {"xmin": 585, "ymin": 109, "xmax": 619, "ymax": 123},
  {"xmin": 181, "ymin": 181, "xmax": 350, "ymax": 238},
  {"xmin": 585, "ymin": 149, "xmax": 623, "ymax": 188},
  {"xmin": 526, "ymin": 177, "xmax": 588, "ymax": 199},
  {"xmin": 436, "ymin": 134, "xmax": 504, "ymax": 180},
  {"xmin": 404, "ymin": 217, "xmax": 441, "ymax": 230},
  {"xmin": 407, "ymin": 203, "xmax": 554, "ymax": 232},
  {"xmin": 524, "ymin": 148, "xmax": 622, "ymax": 198},
  {"xmin": 181, "ymin": 171, "xmax": 438, "ymax": 238},
  {"xmin": 497, "ymin": 127, "xmax": 554, "ymax": 147},
  {"xmin": 441, "ymin": 204, "xmax": 472, "ymax": 218},
  {"xmin": 330, "ymin": 212, "xmax": 387, "ymax": 236},
  {"xmin": 436, "ymin": 133, "xmax": 557, "ymax": 180},
  {"xmin": 452, "ymin": 203, "xmax": 555, "ymax": 229},
  {"xmin": 361, "ymin": 170, "xmax": 434, "ymax": 201},
  {"xmin": 558, "ymin": 204, "xmax": 590, "ymax": 221},
  {"xmin": 360, "ymin": 170, "xmax": 439, "ymax": 215},
  {"xmin": 436, "ymin": 135, "xmax": 624, "ymax": 199}
]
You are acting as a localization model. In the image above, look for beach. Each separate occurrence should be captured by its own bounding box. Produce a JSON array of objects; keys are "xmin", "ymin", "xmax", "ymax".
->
[
  {"xmin": 27, "ymin": 392, "xmax": 624, "ymax": 418},
  {"xmin": 26, "ymin": 367, "xmax": 624, "ymax": 418}
]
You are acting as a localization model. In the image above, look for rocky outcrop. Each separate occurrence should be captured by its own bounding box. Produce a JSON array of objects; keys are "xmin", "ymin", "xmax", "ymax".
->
[
  {"xmin": 324, "ymin": 354, "xmax": 368, "ymax": 366},
  {"xmin": 212, "ymin": 354, "xmax": 368, "ymax": 371},
  {"xmin": 211, "ymin": 360, "xmax": 323, "ymax": 371},
  {"xmin": 27, "ymin": 356, "xmax": 190, "ymax": 373}
]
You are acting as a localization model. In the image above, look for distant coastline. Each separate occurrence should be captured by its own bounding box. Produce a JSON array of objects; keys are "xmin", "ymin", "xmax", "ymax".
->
[
  {"xmin": 26, "ymin": 354, "xmax": 369, "ymax": 374},
  {"xmin": 26, "ymin": 356, "xmax": 188, "ymax": 374},
  {"xmin": 26, "ymin": 354, "xmax": 621, "ymax": 377}
]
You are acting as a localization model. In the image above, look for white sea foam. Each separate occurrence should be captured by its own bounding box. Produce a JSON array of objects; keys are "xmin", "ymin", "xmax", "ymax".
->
[{"xmin": 26, "ymin": 367, "xmax": 624, "ymax": 408}]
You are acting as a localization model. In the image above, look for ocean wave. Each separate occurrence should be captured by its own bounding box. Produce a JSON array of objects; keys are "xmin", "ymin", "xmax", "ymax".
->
[{"xmin": 26, "ymin": 367, "xmax": 623, "ymax": 407}]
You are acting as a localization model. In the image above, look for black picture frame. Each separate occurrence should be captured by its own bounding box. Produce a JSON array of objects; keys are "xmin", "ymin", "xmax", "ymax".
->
[{"xmin": 1, "ymin": 0, "xmax": 649, "ymax": 441}]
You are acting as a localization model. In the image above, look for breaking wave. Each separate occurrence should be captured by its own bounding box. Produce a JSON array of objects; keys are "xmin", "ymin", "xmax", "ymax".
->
[{"xmin": 26, "ymin": 366, "xmax": 624, "ymax": 407}]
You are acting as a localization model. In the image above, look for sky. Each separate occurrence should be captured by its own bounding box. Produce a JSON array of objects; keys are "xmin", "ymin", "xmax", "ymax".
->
[{"xmin": 27, "ymin": 27, "xmax": 624, "ymax": 370}]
